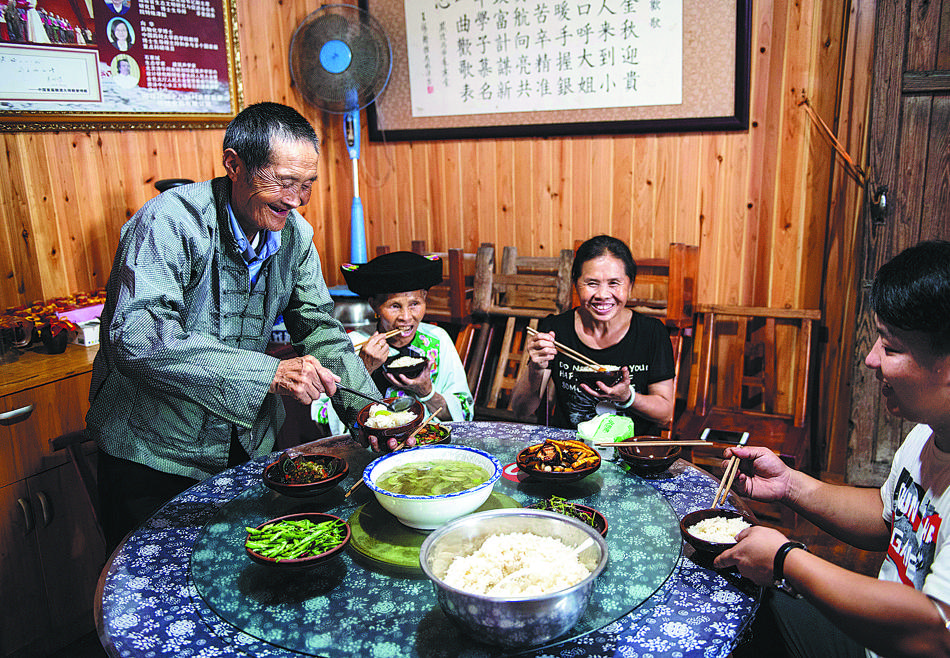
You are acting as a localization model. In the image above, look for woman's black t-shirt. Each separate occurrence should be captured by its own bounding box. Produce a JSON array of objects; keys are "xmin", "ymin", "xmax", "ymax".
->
[{"xmin": 538, "ymin": 309, "xmax": 675, "ymax": 434}]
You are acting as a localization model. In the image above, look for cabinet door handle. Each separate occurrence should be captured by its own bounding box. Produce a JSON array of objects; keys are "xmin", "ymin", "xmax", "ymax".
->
[
  {"xmin": 36, "ymin": 491, "xmax": 53, "ymax": 527},
  {"xmin": 17, "ymin": 497, "xmax": 35, "ymax": 533},
  {"xmin": 0, "ymin": 404, "xmax": 34, "ymax": 426}
]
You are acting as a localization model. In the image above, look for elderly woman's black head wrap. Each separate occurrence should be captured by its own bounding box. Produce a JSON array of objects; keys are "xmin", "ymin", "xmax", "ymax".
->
[{"xmin": 341, "ymin": 251, "xmax": 443, "ymax": 298}]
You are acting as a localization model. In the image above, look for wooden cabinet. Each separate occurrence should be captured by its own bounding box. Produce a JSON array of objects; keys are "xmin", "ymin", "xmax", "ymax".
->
[{"xmin": 0, "ymin": 346, "xmax": 103, "ymax": 656}]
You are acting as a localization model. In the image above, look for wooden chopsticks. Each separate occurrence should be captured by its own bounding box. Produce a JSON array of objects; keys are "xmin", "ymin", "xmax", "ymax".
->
[
  {"xmin": 525, "ymin": 327, "xmax": 606, "ymax": 370},
  {"xmin": 343, "ymin": 478, "xmax": 363, "ymax": 499},
  {"xmin": 394, "ymin": 406, "xmax": 443, "ymax": 451},
  {"xmin": 712, "ymin": 433, "xmax": 750, "ymax": 507},
  {"xmin": 352, "ymin": 328, "xmax": 402, "ymax": 351},
  {"xmin": 595, "ymin": 440, "xmax": 710, "ymax": 447}
]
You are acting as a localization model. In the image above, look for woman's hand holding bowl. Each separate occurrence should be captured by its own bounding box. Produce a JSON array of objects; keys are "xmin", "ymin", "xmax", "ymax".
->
[
  {"xmin": 364, "ymin": 432, "xmax": 418, "ymax": 453},
  {"xmin": 384, "ymin": 358, "xmax": 433, "ymax": 398},
  {"xmin": 579, "ymin": 366, "xmax": 632, "ymax": 404}
]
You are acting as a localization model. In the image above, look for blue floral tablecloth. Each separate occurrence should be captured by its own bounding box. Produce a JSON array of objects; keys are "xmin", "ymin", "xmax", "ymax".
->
[{"xmin": 99, "ymin": 422, "xmax": 760, "ymax": 657}]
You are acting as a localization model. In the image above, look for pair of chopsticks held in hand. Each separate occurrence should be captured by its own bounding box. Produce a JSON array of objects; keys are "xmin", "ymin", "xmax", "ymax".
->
[
  {"xmin": 351, "ymin": 328, "xmax": 402, "ymax": 351},
  {"xmin": 525, "ymin": 327, "xmax": 606, "ymax": 370},
  {"xmin": 712, "ymin": 433, "xmax": 750, "ymax": 508}
]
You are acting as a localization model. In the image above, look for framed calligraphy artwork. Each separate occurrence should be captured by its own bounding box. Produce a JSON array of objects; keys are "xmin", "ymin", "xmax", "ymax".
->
[
  {"xmin": 364, "ymin": 0, "xmax": 750, "ymax": 141},
  {"xmin": 0, "ymin": 0, "xmax": 242, "ymax": 131}
]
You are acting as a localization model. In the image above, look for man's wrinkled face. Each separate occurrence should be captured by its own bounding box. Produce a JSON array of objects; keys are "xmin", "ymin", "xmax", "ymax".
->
[{"xmin": 223, "ymin": 138, "xmax": 319, "ymax": 238}]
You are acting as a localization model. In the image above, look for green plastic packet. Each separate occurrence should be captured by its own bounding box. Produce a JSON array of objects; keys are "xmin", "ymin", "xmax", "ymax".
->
[{"xmin": 576, "ymin": 413, "xmax": 635, "ymax": 461}]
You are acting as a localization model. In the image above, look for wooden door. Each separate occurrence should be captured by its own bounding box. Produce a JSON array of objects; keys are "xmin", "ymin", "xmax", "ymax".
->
[
  {"xmin": 0, "ymin": 480, "xmax": 50, "ymax": 656},
  {"xmin": 31, "ymin": 463, "xmax": 106, "ymax": 652},
  {"xmin": 848, "ymin": 0, "xmax": 950, "ymax": 484}
]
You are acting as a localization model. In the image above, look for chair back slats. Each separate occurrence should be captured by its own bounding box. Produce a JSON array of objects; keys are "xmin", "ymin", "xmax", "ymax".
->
[
  {"xmin": 473, "ymin": 244, "xmax": 574, "ymax": 318},
  {"xmin": 675, "ymin": 304, "xmax": 821, "ymax": 524}
]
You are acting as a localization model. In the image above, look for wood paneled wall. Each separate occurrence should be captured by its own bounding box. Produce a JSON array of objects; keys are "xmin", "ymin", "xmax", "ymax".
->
[{"xmin": 0, "ymin": 0, "xmax": 875, "ymax": 479}]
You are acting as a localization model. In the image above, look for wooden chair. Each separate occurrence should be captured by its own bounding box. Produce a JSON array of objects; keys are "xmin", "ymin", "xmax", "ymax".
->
[
  {"xmin": 469, "ymin": 244, "xmax": 573, "ymax": 421},
  {"xmin": 375, "ymin": 241, "xmax": 476, "ymax": 325},
  {"xmin": 49, "ymin": 429, "xmax": 104, "ymax": 545},
  {"xmin": 472, "ymin": 244, "xmax": 574, "ymax": 318},
  {"xmin": 672, "ymin": 305, "xmax": 821, "ymax": 525}
]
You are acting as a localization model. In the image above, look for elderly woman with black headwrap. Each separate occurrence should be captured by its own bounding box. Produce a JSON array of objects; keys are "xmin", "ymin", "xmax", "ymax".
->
[{"xmin": 314, "ymin": 251, "xmax": 474, "ymax": 449}]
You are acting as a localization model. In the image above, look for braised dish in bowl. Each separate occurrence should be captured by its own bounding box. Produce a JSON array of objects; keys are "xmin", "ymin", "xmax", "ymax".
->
[
  {"xmin": 617, "ymin": 438, "xmax": 681, "ymax": 475},
  {"xmin": 263, "ymin": 453, "xmax": 348, "ymax": 498},
  {"xmin": 355, "ymin": 397, "xmax": 425, "ymax": 453},
  {"xmin": 680, "ymin": 508, "xmax": 755, "ymax": 556},
  {"xmin": 245, "ymin": 512, "xmax": 351, "ymax": 570},
  {"xmin": 517, "ymin": 439, "xmax": 601, "ymax": 483}
]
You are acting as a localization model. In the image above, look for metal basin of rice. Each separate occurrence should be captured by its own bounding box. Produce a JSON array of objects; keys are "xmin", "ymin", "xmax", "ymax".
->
[{"xmin": 419, "ymin": 508, "xmax": 609, "ymax": 648}]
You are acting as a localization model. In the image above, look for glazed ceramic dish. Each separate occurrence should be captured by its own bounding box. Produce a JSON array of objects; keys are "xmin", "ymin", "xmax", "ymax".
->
[
  {"xmin": 245, "ymin": 512, "xmax": 351, "ymax": 570},
  {"xmin": 354, "ymin": 397, "xmax": 425, "ymax": 453},
  {"xmin": 383, "ymin": 354, "xmax": 428, "ymax": 379},
  {"xmin": 262, "ymin": 454, "xmax": 348, "ymax": 498},
  {"xmin": 516, "ymin": 447, "xmax": 601, "ymax": 483},
  {"xmin": 617, "ymin": 438, "xmax": 681, "ymax": 475}
]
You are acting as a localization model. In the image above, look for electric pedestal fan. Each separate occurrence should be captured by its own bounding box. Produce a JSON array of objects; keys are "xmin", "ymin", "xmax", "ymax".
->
[{"xmin": 289, "ymin": 4, "xmax": 392, "ymax": 266}]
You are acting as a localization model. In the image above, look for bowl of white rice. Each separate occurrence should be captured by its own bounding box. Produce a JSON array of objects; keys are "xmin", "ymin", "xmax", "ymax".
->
[
  {"xmin": 355, "ymin": 397, "xmax": 424, "ymax": 453},
  {"xmin": 384, "ymin": 353, "xmax": 428, "ymax": 379},
  {"xmin": 420, "ymin": 508, "xmax": 608, "ymax": 648},
  {"xmin": 679, "ymin": 508, "xmax": 755, "ymax": 555},
  {"xmin": 363, "ymin": 444, "xmax": 502, "ymax": 530}
]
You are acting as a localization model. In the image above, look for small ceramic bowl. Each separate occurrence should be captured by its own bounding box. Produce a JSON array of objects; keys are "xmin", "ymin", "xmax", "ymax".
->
[
  {"xmin": 573, "ymin": 366, "xmax": 623, "ymax": 388},
  {"xmin": 526, "ymin": 500, "xmax": 608, "ymax": 537},
  {"xmin": 679, "ymin": 508, "xmax": 755, "ymax": 556},
  {"xmin": 409, "ymin": 423, "xmax": 453, "ymax": 447},
  {"xmin": 617, "ymin": 438, "xmax": 682, "ymax": 475},
  {"xmin": 355, "ymin": 397, "xmax": 425, "ymax": 453},
  {"xmin": 384, "ymin": 354, "xmax": 428, "ymax": 379},
  {"xmin": 245, "ymin": 512, "xmax": 351, "ymax": 570},
  {"xmin": 516, "ymin": 446, "xmax": 601, "ymax": 484},
  {"xmin": 262, "ymin": 453, "xmax": 348, "ymax": 498}
]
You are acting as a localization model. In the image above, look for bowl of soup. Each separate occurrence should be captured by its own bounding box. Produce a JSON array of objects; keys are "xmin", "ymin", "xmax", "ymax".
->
[{"xmin": 362, "ymin": 445, "xmax": 502, "ymax": 530}]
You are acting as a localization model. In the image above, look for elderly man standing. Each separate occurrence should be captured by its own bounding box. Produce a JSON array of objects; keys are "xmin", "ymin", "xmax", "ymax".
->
[{"xmin": 87, "ymin": 102, "xmax": 379, "ymax": 550}]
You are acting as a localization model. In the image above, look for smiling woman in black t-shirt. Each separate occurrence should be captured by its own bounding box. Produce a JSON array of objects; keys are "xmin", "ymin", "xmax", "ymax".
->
[{"xmin": 511, "ymin": 235, "xmax": 675, "ymax": 434}]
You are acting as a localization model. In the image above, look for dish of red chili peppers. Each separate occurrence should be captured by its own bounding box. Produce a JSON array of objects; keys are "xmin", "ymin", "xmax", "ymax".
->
[{"xmin": 262, "ymin": 454, "xmax": 349, "ymax": 498}]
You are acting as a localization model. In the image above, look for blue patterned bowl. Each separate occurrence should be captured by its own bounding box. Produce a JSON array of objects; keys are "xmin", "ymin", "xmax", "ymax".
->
[{"xmin": 363, "ymin": 445, "xmax": 501, "ymax": 530}]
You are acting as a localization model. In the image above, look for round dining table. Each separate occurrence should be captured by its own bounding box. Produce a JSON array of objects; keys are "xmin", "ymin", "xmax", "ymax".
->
[{"xmin": 97, "ymin": 421, "xmax": 761, "ymax": 658}]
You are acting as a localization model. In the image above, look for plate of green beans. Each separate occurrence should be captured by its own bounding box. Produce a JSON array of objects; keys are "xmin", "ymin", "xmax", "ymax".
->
[{"xmin": 244, "ymin": 512, "xmax": 351, "ymax": 569}]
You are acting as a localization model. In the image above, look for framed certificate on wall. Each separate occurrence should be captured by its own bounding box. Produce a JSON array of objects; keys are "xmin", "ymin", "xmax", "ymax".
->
[
  {"xmin": 364, "ymin": 0, "xmax": 750, "ymax": 141},
  {"xmin": 0, "ymin": 0, "xmax": 242, "ymax": 131}
]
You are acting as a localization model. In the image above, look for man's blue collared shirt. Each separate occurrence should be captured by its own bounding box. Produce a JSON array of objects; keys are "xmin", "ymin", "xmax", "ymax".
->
[{"xmin": 227, "ymin": 202, "xmax": 281, "ymax": 287}]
